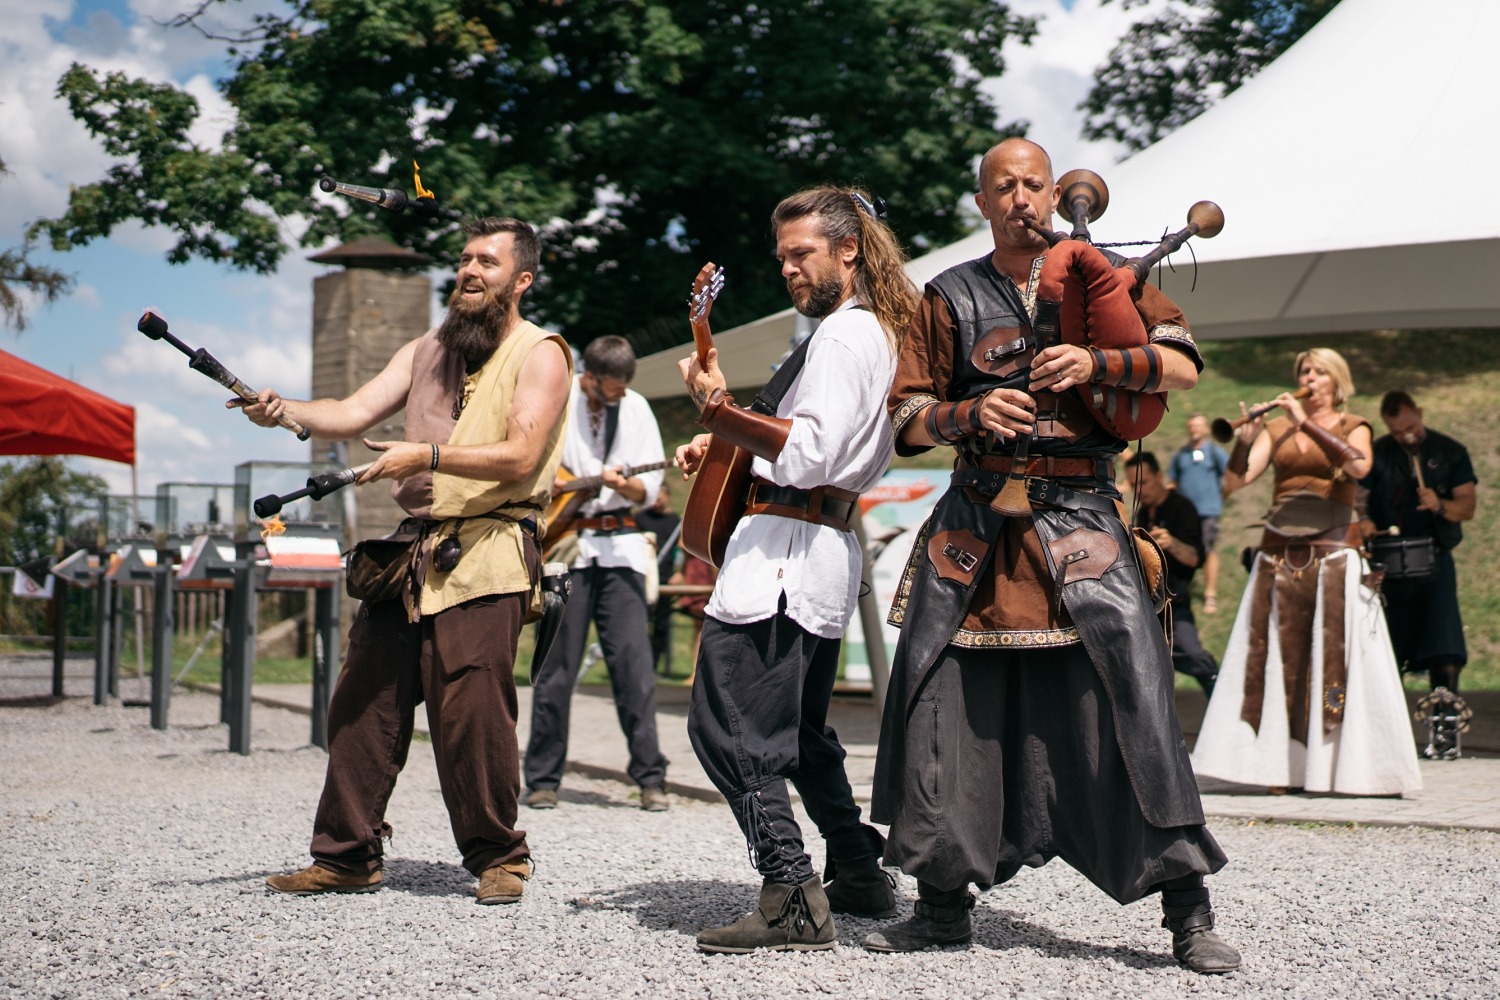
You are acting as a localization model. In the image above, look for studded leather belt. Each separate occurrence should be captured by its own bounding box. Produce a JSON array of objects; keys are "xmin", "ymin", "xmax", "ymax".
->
[{"xmin": 744, "ymin": 477, "xmax": 859, "ymax": 532}]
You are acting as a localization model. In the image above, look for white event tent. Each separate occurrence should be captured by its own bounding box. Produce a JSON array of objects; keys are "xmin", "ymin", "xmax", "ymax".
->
[{"xmin": 631, "ymin": 0, "xmax": 1500, "ymax": 400}]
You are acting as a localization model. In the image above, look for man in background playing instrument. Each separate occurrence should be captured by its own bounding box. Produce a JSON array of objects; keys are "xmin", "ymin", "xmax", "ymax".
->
[
  {"xmin": 867, "ymin": 138, "xmax": 1240, "ymax": 973},
  {"xmin": 524, "ymin": 335, "xmax": 670, "ymax": 811},
  {"xmin": 239, "ymin": 217, "xmax": 571, "ymax": 905},
  {"xmin": 674, "ymin": 186, "xmax": 918, "ymax": 953},
  {"xmin": 1361, "ymin": 390, "xmax": 1478, "ymax": 754}
]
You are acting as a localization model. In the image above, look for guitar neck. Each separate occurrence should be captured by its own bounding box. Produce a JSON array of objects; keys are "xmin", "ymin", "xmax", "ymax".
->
[
  {"xmin": 557, "ymin": 460, "xmax": 671, "ymax": 495},
  {"xmin": 691, "ymin": 312, "xmax": 714, "ymax": 366}
]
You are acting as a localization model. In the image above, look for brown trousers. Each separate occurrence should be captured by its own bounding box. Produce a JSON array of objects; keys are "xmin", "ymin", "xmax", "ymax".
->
[{"xmin": 309, "ymin": 591, "xmax": 529, "ymax": 876}]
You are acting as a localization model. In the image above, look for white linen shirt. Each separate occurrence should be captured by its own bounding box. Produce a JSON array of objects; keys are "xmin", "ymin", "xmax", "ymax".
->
[
  {"xmin": 560, "ymin": 379, "xmax": 667, "ymax": 576},
  {"xmin": 705, "ymin": 299, "xmax": 897, "ymax": 638}
]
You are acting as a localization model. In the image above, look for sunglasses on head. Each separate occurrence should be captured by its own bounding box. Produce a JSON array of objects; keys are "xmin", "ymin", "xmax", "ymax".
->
[{"xmin": 850, "ymin": 191, "xmax": 888, "ymax": 220}]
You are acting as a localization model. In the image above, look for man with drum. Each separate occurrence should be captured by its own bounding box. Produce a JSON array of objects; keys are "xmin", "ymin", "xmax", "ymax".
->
[{"xmin": 1361, "ymin": 390, "xmax": 1478, "ymax": 755}]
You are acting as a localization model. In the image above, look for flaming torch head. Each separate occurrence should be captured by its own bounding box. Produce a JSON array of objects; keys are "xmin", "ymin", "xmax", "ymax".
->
[{"xmin": 253, "ymin": 493, "xmax": 284, "ymax": 519}]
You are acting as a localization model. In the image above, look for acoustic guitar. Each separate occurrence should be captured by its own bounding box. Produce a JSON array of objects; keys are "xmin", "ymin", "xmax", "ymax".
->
[
  {"xmin": 542, "ymin": 459, "xmax": 672, "ymax": 556},
  {"xmin": 680, "ymin": 262, "xmax": 753, "ymax": 569}
]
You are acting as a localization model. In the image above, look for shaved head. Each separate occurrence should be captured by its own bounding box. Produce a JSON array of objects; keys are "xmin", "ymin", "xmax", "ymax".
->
[{"xmin": 978, "ymin": 138, "xmax": 1054, "ymax": 192}]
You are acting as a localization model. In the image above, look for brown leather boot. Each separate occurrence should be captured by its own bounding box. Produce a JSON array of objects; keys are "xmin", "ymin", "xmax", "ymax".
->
[
  {"xmin": 696, "ymin": 876, "xmax": 836, "ymax": 953},
  {"xmin": 265, "ymin": 864, "xmax": 382, "ymax": 896},
  {"xmin": 476, "ymin": 860, "xmax": 533, "ymax": 905}
]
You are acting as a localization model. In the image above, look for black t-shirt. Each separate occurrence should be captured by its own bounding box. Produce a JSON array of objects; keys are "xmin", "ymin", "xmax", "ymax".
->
[
  {"xmin": 1134, "ymin": 490, "xmax": 1205, "ymax": 608},
  {"xmin": 1362, "ymin": 428, "xmax": 1476, "ymax": 549}
]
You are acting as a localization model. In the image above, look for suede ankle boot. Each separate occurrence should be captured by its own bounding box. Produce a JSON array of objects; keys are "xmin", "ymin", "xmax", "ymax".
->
[
  {"xmin": 823, "ymin": 826, "xmax": 897, "ymax": 918},
  {"xmin": 863, "ymin": 886, "xmax": 974, "ymax": 952},
  {"xmin": 1161, "ymin": 882, "xmax": 1241, "ymax": 974},
  {"xmin": 696, "ymin": 875, "xmax": 837, "ymax": 954}
]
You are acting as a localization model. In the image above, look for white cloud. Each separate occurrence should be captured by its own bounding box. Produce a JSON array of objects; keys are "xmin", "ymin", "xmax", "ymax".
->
[
  {"xmin": 989, "ymin": 0, "xmax": 1171, "ymax": 175},
  {"xmin": 71, "ymin": 282, "xmax": 102, "ymax": 308}
]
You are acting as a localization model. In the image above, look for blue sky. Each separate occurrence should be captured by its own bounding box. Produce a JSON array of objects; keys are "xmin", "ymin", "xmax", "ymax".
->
[{"xmin": 2, "ymin": 0, "xmax": 1153, "ymax": 496}]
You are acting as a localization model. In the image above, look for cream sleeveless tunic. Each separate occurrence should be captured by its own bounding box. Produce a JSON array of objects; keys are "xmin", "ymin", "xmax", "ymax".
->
[{"xmin": 393, "ymin": 321, "xmax": 571, "ymax": 618}]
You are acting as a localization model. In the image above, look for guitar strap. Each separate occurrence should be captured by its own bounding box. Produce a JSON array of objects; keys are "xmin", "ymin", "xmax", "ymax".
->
[
  {"xmin": 750, "ymin": 305, "xmax": 869, "ymax": 416},
  {"xmin": 749, "ymin": 331, "xmax": 815, "ymax": 416},
  {"xmin": 603, "ymin": 403, "xmax": 620, "ymax": 459}
]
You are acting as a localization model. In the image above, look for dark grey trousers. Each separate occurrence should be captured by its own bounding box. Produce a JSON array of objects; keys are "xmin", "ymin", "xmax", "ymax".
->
[
  {"xmin": 524, "ymin": 563, "xmax": 667, "ymax": 791},
  {"xmin": 688, "ymin": 605, "xmax": 865, "ymax": 885},
  {"xmin": 1171, "ymin": 608, "xmax": 1220, "ymax": 695},
  {"xmin": 883, "ymin": 642, "xmax": 1227, "ymax": 905}
]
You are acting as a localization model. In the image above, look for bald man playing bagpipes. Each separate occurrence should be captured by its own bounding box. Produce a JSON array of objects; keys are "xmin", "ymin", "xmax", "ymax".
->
[{"xmin": 867, "ymin": 139, "xmax": 1241, "ymax": 973}]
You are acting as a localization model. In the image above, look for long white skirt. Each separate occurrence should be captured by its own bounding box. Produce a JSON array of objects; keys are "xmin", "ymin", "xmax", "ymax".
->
[{"xmin": 1191, "ymin": 551, "xmax": 1422, "ymax": 796}]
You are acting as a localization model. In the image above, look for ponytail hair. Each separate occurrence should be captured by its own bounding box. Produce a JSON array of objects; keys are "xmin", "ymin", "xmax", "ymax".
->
[{"xmin": 770, "ymin": 186, "xmax": 919, "ymax": 352}]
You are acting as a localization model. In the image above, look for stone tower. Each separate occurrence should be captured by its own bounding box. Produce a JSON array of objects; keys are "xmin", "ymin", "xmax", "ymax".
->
[{"xmin": 307, "ymin": 237, "xmax": 433, "ymax": 547}]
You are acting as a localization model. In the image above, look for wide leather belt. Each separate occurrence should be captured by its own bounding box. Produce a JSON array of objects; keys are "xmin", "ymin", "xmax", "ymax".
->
[
  {"xmin": 971, "ymin": 453, "xmax": 1111, "ymax": 480},
  {"xmin": 575, "ymin": 513, "xmax": 639, "ymax": 533},
  {"xmin": 1026, "ymin": 477, "xmax": 1117, "ymax": 514},
  {"xmin": 1258, "ymin": 522, "xmax": 1360, "ymax": 554},
  {"xmin": 744, "ymin": 477, "xmax": 859, "ymax": 532},
  {"xmin": 952, "ymin": 465, "xmax": 1116, "ymax": 514}
]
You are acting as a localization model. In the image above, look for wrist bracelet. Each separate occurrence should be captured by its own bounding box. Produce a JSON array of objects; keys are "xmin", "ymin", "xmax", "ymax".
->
[{"xmin": 431, "ymin": 443, "xmax": 440, "ymax": 471}]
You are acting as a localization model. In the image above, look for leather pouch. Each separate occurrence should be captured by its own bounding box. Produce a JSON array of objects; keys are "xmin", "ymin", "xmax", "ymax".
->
[
  {"xmin": 1132, "ymin": 526, "xmax": 1169, "ymax": 615},
  {"xmin": 927, "ymin": 528, "xmax": 986, "ymax": 587},
  {"xmin": 345, "ymin": 538, "xmax": 416, "ymax": 603}
]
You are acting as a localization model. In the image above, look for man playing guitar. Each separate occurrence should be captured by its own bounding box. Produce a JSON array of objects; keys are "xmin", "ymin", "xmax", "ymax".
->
[
  {"xmin": 524, "ymin": 335, "xmax": 671, "ymax": 812},
  {"xmin": 675, "ymin": 186, "xmax": 918, "ymax": 953}
]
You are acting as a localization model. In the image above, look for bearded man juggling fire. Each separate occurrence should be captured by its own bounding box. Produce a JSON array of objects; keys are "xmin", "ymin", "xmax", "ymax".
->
[{"xmin": 235, "ymin": 217, "xmax": 572, "ymax": 906}]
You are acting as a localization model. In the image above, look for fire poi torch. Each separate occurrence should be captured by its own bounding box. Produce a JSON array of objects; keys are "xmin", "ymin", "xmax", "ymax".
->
[
  {"xmin": 137, "ymin": 309, "xmax": 312, "ymax": 441},
  {"xmin": 253, "ymin": 462, "xmax": 375, "ymax": 519},
  {"xmin": 318, "ymin": 160, "xmax": 439, "ymax": 218}
]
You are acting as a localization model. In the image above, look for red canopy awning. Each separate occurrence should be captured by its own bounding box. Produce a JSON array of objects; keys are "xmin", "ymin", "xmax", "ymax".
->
[{"xmin": 0, "ymin": 350, "xmax": 136, "ymax": 465}]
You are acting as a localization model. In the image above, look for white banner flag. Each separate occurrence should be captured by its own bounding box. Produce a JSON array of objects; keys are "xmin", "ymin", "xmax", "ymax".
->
[{"xmin": 11, "ymin": 569, "xmax": 55, "ymax": 600}]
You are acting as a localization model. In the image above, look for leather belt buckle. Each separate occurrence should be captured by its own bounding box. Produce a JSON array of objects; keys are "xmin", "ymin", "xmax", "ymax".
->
[
  {"xmin": 942, "ymin": 543, "xmax": 978, "ymax": 573},
  {"xmin": 1029, "ymin": 478, "xmax": 1062, "ymax": 507}
]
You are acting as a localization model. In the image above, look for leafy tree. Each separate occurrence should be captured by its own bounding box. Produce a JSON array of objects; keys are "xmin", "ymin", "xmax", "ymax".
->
[
  {"xmin": 33, "ymin": 0, "xmax": 1037, "ymax": 352},
  {"xmin": 0, "ymin": 458, "xmax": 104, "ymax": 639},
  {"xmin": 1, "ymin": 156, "xmax": 73, "ymax": 332},
  {"xmin": 0, "ymin": 458, "xmax": 106, "ymax": 567},
  {"xmin": 1080, "ymin": 0, "xmax": 1340, "ymax": 155}
]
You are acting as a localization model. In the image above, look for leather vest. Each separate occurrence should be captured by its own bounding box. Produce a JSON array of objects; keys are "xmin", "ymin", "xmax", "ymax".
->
[{"xmin": 927, "ymin": 256, "xmax": 1106, "ymax": 459}]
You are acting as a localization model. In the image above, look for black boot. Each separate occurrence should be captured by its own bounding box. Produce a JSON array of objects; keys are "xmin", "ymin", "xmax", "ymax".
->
[
  {"xmin": 1161, "ymin": 880, "xmax": 1241, "ymax": 974},
  {"xmin": 823, "ymin": 826, "xmax": 897, "ymax": 918},
  {"xmin": 696, "ymin": 875, "xmax": 836, "ymax": 954},
  {"xmin": 863, "ymin": 885, "xmax": 974, "ymax": 952}
]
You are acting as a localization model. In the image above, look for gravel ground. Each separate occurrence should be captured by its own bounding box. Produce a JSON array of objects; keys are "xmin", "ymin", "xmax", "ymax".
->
[{"xmin": 2, "ymin": 674, "xmax": 1498, "ymax": 999}]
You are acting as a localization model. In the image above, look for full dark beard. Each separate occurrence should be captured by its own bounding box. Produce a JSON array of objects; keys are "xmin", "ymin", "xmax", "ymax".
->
[
  {"xmin": 792, "ymin": 272, "xmax": 846, "ymax": 320},
  {"xmin": 437, "ymin": 283, "xmax": 513, "ymax": 366}
]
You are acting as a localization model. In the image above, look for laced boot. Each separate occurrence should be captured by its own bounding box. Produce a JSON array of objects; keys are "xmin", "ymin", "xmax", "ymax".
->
[
  {"xmin": 696, "ymin": 875, "xmax": 836, "ymax": 953},
  {"xmin": 863, "ymin": 885, "xmax": 974, "ymax": 952},
  {"xmin": 823, "ymin": 826, "xmax": 897, "ymax": 918},
  {"xmin": 1161, "ymin": 882, "xmax": 1241, "ymax": 974}
]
